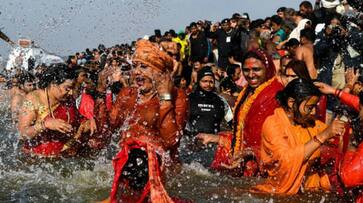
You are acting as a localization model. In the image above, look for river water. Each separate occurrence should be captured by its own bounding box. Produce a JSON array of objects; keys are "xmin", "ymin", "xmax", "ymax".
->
[{"xmin": 0, "ymin": 86, "xmax": 343, "ymax": 202}]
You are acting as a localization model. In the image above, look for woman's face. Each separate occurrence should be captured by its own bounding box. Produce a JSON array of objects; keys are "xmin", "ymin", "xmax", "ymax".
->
[
  {"xmin": 242, "ymin": 57, "xmax": 267, "ymax": 89},
  {"xmin": 53, "ymin": 79, "xmax": 74, "ymax": 101},
  {"xmin": 133, "ymin": 62, "xmax": 158, "ymax": 95},
  {"xmin": 294, "ymin": 96, "xmax": 319, "ymax": 127}
]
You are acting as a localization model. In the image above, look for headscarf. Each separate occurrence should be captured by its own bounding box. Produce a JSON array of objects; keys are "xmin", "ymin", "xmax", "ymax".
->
[
  {"xmin": 132, "ymin": 39, "xmax": 174, "ymax": 72},
  {"xmin": 243, "ymin": 49, "xmax": 276, "ymax": 81}
]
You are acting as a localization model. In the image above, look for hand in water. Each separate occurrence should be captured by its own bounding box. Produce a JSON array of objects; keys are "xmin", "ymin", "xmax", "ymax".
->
[
  {"xmin": 221, "ymin": 150, "xmax": 255, "ymax": 169},
  {"xmin": 44, "ymin": 118, "xmax": 72, "ymax": 134},
  {"xmin": 78, "ymin": 118, "xmax": 97, "ymax": 136}
]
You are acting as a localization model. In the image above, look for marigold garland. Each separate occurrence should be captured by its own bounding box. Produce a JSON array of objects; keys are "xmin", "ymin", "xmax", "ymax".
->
[{"xmin": 232, "ymin": 77, "xmax": 276, "ymax": 156}]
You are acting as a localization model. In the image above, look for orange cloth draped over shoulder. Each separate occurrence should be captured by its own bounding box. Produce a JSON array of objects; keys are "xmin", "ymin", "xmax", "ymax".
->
[{"xmin": 252, "ymin": 108, "xmax": 331, "ymax": 194}]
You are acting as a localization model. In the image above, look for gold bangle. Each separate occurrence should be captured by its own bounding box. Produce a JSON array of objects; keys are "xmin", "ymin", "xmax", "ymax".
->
[
  {"xmin": 313, "ymin": 136, "xmax": 324, "ymax": 145},
  {"xmin": 34, "ymin": 121, "xmax": 45, "ymax": 133}
]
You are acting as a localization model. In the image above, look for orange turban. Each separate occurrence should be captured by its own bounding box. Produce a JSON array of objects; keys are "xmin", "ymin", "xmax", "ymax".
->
[{"xmin": 133, "ymin": 39, "xmax": 174, "ymax": 72}]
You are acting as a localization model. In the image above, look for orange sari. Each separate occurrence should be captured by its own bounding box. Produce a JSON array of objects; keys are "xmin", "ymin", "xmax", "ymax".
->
[{"xmin": 252, "ymin": 108, "xmax": 331, "ymax": 194}]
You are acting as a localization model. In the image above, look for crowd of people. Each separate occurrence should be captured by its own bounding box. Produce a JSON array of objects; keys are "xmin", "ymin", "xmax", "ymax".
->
[{"xmin": 2, "ymin": 0, "xmax": 363, "ymax": 202}]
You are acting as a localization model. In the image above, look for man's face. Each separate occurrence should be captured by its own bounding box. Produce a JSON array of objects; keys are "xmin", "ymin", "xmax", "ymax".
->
[
  {"xmin": 230, "ymin": 19, "xmax": 238, "ymax": 28},
  {"xmin": 271, "ymin": 22, "xmax": 280, "ymax": 32},
  {"xmin": 133, "ymin": 62, "xmax": 157, "ymax": 94},
  {"xmin": 285, "ymin": 68, "xmax": 298, "ymax": 84},
  {"xmin": 242, "ymin": 57, "xmax": 267, "ymax": 88},
  {"xmin": 180, "ymin": 78, "xmax": 187, "ymax": 88},
  {"xmin": 299, "ymin": 6, "xmax": 311, "ymax": 15},
  {"xmin": 77, "ymin": 71, "xmax": 87, "ymax": 84},
  {"xmin": 352, "ymin": 82, "xmax": 363, "ymax": 95},
  {"xmin": 277, "ymin": 12, "xmax": 285, "ymax": 19},
  {"xmin": 294, "ymin": 96, "xmax": 319, "ymax": 128},
  {"xmin": 232, "ymin": 67, "xmax": 241, "ymax": 81},
  {"xmin": 190, "ymin": 26, "xmax": 198, "ymax": 35},
  {"xmin": 22, "ymin": 81, "xmax": 35, "ymax": 93},
  {"xmin": 199, "ymin": 75, "xmax": 214, "ymax": 92},
  {"xmin": 111, "ymin": 59, "xmax": 119, "ymax": 68},
  {"xmin": 193, "ymin": 61, "xmax": 202, "ymax": 71},
  {"xmin": 222, "ymin": 22, "xmax": 231, "ymax": 32}
]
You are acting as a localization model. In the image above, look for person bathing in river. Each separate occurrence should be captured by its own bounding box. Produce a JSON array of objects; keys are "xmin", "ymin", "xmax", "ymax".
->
[
  {"xmin": 95, "ymin": 39, "xmax": 188, "ymax": 202},
  {"xmin": 252, "ymin": 79, "xmax": 346, "ymax": 194},
  {"xmin": 11, "ymin": 71, "xmax": 36, "ymax": 123},
  {"xmin": 18, "ymin": 63, "xmax": 97, "ymax": 157},
  {"xmin": 198, "ymin": 49, "xmax": 283, "ymax": 176}
]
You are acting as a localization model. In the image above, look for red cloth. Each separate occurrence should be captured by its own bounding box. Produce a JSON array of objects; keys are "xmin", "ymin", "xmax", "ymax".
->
[
  {"xmin": 340, "ymin": 142, "xmax": 363, "ymax": 188},
  {"xmin": 316, "ymin": 95, "xmax": 327, "ymax": 123},
  {"xmin": 106, "ymin": 90, "xmax": 113, "ymax": 111},
  {"xmin": 242, "ymin": 79, "xmax": 283, "ymax": 150},
  {"xmin": 96, "ymin": 87, "xmax": 188, "ymax": 149},
  {"xmin": 211, "ymin": 78, "xmax": 283, "ymax": 176},
  {"xmin": 23, "ymin": 104, "xmax": 79, "ymax": 157},
  {"xmin": 339, "ymin": 92, "xmax": 360, "ymax": 112},
  {"xmin": 79, "ymin": 92, "xmax": 95, "ymax": 119},
  {"xmin": 23, "ymin": 141, "xmax": 64, "ymax": 157}
]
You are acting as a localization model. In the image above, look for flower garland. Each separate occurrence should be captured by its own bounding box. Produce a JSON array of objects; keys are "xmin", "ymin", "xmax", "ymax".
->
[{"xmin": 232, "ymin": 77, "xmax": 276, "ymax": 156}]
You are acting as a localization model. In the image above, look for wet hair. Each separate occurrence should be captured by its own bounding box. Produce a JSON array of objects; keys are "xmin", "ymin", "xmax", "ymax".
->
[
  {"xmin": 300, "ymin": 28, "xmax": 316, "ymax": 42},
  {"xmin": 285, "ymin": 60, "xmax": 312, "ymax": 81},
  {"xmin": 38, "ymin": 63, "xmax": 76, "ymax": 89},
  {"xmin": 18, "ymin": 71, "xmax": 35, "ymax": 85},
  {"xmin": 121, "ymin": 148, "xmax": 162, "ymax": 190},
  {"xmin": 276, "ymin": 78, "xmax": 321, "ymax": 110},
  {"xmin": 121, "ymin": 149, "xmax": 149, "ymax": 190},
  {"xmin": 300, "ymin": 1, "xmax": 313, "ymax": 9},
  {"xmin": 271, "ymin": 15, "xmax": 283, "ymax": 25}
]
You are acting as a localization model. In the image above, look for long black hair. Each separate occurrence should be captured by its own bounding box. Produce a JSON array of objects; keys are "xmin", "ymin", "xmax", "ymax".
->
[
  {"xmin": 38, "ymin": 63, "xmax": 76, "ymax": 89},
  {"xmin": 276, "ymin": 78, "xmax": 321, "ymax": 110}
]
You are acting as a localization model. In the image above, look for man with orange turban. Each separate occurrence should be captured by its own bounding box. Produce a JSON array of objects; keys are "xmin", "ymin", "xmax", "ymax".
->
[{"xmin": 96, "ymin": 40, "xmax": 188, "ymax": 203}]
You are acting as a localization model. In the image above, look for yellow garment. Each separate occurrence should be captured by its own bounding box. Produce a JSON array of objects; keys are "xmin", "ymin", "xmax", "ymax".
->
[
  {"xmin": 172, "ymin": 37, "xmax": 188, "ymax": 61},
  {"xmin": 253, "ymin": 108, "xmax": 331, "ymax": 195}
]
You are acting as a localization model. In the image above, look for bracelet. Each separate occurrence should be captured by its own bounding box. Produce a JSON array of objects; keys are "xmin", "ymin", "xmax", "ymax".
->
[
  {"xmin": 345, "ymin": 84, "xmax": 353, "ymax": 91},
  {"xmin": 334, "ymin": 89, "xmax": 342, "ymax": 97},
  {"xmin": 159, "ymin": 93, "xmax": 172, "ymax": 101},
  {"xmin": 34, "ymin": 121, "xmax": 45, "ymax": 133},
  {"xmin": 313, "ymin": 136, "xmax": 324, "ymax": 145}
]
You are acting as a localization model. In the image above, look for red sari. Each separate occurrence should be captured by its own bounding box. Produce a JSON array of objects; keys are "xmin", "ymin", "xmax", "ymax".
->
[
  {"xmin": 211, "ymin": 78, "xmax": 283, "ymax": 176},
  {"xmin": 23, "ymin": 103, "xmax": 80, "ymax": 157}
]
